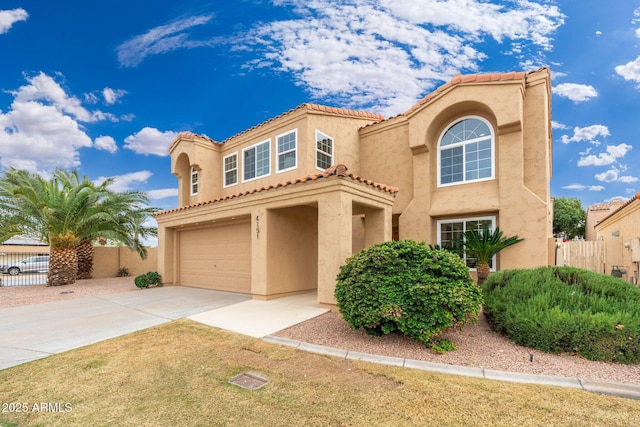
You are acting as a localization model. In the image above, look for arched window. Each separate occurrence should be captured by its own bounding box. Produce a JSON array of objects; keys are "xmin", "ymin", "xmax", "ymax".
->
[{"xmin": 438, "ymin": 116, "xmax": 494, "ymax": 186}]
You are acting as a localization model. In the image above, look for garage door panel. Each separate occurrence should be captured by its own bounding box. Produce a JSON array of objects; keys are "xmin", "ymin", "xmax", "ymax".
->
[{"xmin": 179, "ymin": 222, "xmax": 251, "ymax": 293}]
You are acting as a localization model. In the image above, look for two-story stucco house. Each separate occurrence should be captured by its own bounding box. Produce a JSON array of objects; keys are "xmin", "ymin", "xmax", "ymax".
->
[{"xmin": 155, "ymin": 67, "xmax": 554, "ymax": 308}]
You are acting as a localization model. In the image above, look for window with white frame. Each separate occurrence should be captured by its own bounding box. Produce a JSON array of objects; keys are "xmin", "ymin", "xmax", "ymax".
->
[
  {"xmin": 438, "ymin": 216, "xmax": 496, "ymax": 270},
  {"xmin": 438, "ymin": 117, "xmax": 494, "ymax": 186},
  {"xmin": 223, "ymin": 152, "xmax": 238, "ymax": 187},
  {"xmin": 276, "ymin": 130, "xmax": 297, "ymax": 172},
  {"xmin": 316, "ymin": 130, "xmax": 334, "ymax": 170},
  {"xmin": 190, "ymin": 167, "xmax": 199, "ymax": 195},
  {"xmin": 243, "ymin": 140, "xmax": 270, "ymax": 182}
]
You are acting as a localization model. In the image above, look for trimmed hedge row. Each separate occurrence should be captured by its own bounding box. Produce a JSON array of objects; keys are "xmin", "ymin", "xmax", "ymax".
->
[
  {"xmin": 482, "ymin": 266, "xmax": 640, "ymax": 363},
  {"xmin": 334, "ymin": 240, "xmax": 482, "ymax": 347}
]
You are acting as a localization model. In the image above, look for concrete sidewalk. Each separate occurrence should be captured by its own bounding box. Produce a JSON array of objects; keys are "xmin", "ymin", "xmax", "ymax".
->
[{"xmin": 0, "ymin": 286, "xmax": 251, "ymax": 370}]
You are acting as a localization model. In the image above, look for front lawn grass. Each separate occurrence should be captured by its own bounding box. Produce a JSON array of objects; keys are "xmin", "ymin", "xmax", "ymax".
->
[{"xmin": 1, "ymin": 319, "xmax": 639, "ymax": 426}]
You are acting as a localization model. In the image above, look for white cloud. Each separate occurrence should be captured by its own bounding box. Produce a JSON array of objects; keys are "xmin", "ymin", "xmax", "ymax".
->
[
  {"xmin": 0, "ymin": 100, "xmax": 92, "ymax": 173},
  {"xmin": 615, "ymin": 56, "xmax": 640, "ymax": 84},
  {"xmin": 0, "ymin": 8, "xmax": 28, "ymax": 34},
  {"xmin": 147, "ymin": 188, "xmax": 179, "ymax": 199},
  {"xmin": 94, "ymin": 135, "xmax": 118, "ymax": 153},
  {"xmin": 10, "ymin": 72, "xmax": 116, "ymax": 123},
  {"xmin": 0, "ymin": 72, "xmax": 126, "ymax": 172},
  {"xmin": 595, "ymin": 169, "xmax": 619, "ymax": 183},
  {"xmin": 102, "ymin": 87, "xmax": 127, "ymax": 105},
  {"xmin": 561, "ymin": 124, "xmax": 609, "ymax": 144},
  {"xmin": 552, "ymin": 121, "xmax": 568, "ymax": 130},
  {"xmin": 577, "ymin": 143, "xmax": 632, "ymax": 166},
  {"xmin": 552, "ymin": 83, "xmax": 598, "ymax": 102},
  {"xmin": 238, "ymin": 0, "xmax": 564, "ymax": 115},
  {"xmin": 561, "ymin": 184, "xmax": 605, "ymax": 192},
  {"xmin": 593, "ymin": 168, "xmax": 637, "ymax": 184},
  {"xmin": 619, "ymin": 175, "xmax": 639, "ymax": 184},
  {"xmin": 95, "ymin": 170, "xmax": 153, "ymax": 193},
  {"xmin": 124, "ymin": 127, "xmax": 178, "ymax": 156},
  {"xmin": 116, "ymin": 15, "xmax": 213, "ymax": 67}
]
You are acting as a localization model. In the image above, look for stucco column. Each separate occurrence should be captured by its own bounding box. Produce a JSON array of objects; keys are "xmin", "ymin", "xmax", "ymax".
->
[
  {"xmin": 363, "ymin": 206, "xmax": 392, "ymax": 247},
  {"xmin": 156, "ymin": 224, "xmax": 175, "ymax": 285},
  {"xmin": 317, "ymin": 191, "xmax": 353, "ymax": 307},
  {"xmin": 251, "ymin": 207, "xmax": 268, "ymax": 298}
]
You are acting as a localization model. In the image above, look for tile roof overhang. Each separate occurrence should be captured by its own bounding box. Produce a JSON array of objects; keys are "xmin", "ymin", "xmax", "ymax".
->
[
  {"xmin": 167, "ymin": 103, "xmax": 384, "ymax": 154},
  {"xmin": 154, "ymin": 164, "xmax": 398, "ymax": 218},
  {"xmin": 594, "ymin": 192, "xmax": 640, "ymax": 230}
]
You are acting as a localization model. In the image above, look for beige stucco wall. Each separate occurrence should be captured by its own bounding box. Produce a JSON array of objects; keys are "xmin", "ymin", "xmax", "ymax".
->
[
  {"xmin": 585, "ymin": 200, "xmax": 625, "ymax": 241},
  {"xmin": 267, "ymin": 206, "xmax": 318, "ymax": 296},
  {"xmin": 92, "ymin": 246, "xmax": 158, "ymax": 279},
  {"xmin": 0, "ymin": 245, "xmax": 49, "ymax": 254},
  {"xmin": 169, "ymin": 106, "xmax": 380, "ymax": 209},
  {"xmin": 158, "ymin": 68, "xmax": 552, "ymax": 303},
  {"xmin": 595, "ymin": 195, "xmax": 640, "ymax": 283},
  {"xmin": 358, "ymin": 68, "xmax": 553, "ymax": 271}
]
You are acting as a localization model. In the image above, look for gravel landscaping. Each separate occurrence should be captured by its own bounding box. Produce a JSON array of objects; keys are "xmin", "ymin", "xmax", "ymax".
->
[{"xmin": 2, "ymin": 278, "xmax": 638, "ymax": 386}]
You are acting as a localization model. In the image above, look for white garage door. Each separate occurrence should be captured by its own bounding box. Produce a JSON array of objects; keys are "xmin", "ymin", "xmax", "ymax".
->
[{"xmin": 179, "ymin": 222, "xmax": 251, "ymax": 292}]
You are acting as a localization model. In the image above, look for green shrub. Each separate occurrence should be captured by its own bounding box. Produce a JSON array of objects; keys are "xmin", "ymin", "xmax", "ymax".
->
[
  {"xmin": 134, "ymin": 271, "xmax": 162, "ymax": 289},
  {"xmin": 482, "ymin": 266, "xmax": 640, "ymax": 363},
  {"xmin": 334, "ymin": 240, "xmax": 483, "ymax": 347}
]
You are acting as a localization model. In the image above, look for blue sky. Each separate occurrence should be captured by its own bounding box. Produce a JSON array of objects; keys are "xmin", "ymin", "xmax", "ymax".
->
[{"xmin": 0, "ymin": 1, "xmax": 639, "ymax": 223}]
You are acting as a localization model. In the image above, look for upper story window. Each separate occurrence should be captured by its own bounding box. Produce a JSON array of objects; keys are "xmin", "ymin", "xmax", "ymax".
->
[
  {"xmin": 316, "ymin": 130, "xmax": 334, "ymax": 170},
  {"xmin": 277, "ymin": 130, "xmax": 297, "ymax": 173},
  {"xmin": 190, "ymin": 167, "xmax": 199, "ymax": 195},
  {"xmin": 438, "ymin": 216, "xmax": 496, "ymax": 270},
  {"xmin": 224, "ymin": 152, "xmax": 238, "ymax": 187},
  {"xmin": 438, "ymin": 116, "xmax": 494, "ymax": 187},
  {"xmin": 243, "ymin": 139, "xmax": 271, "ymax": 182}
]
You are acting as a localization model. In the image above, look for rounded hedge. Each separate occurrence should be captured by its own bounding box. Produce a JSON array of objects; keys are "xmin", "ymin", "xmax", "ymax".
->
[
  {"xmin": 334, "ymin": 240, "xmax": 482, "ymax": 346},
  {"xmin": 482, "ymin": 266, "xmax": 640, "ymax": 363}
]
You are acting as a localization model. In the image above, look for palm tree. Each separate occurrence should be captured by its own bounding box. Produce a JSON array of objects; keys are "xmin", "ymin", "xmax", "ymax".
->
[
  {"xmin": 0, "ymin": 168, "xmax": 157, "ymax": 286},
  {"xmin": 57, "ymin": 173, "xmax": 158, "ymax": 279},
  {"xmin": 455, "ymin": 227, "xmax": 523, "ymax": 286}
]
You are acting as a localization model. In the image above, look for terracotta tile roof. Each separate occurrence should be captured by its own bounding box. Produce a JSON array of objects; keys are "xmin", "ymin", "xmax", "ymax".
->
[
  {"xmin": 168, "ymin": 131, "xmax": 218, "ymax": 153},
  {"xmin": 154, "ymin": 164, "xmax": 398, "ymax": 217},
  {"xmin": 218, "ymin": 103, "xmax": 383, "ymax": 145},
  {"xmin": 595, "ymin": 192, "xmax": 640, "ymax": 227},
  {"xmin": 166, "ymin": 104, "xmax": 382, "ymax": 154},
  {"xmin": 400, "ymin": 68, "xmax": 538, "ymax": 117}
]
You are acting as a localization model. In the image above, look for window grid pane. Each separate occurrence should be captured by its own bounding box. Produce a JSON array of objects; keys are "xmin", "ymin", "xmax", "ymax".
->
[
  {"xmin": 439, "ymin": 218, "xmax": 494, "ymax": 269},
  {"xmin": 244, "ymin": 149, "xmax": 256, "ymax": 180},
  {"xmin": 440, "ymin": 118, "xmax": 493, "ymax": 185},
  {"xmin": 224, "ymin": 155, "xmax": 238, "ymax": 186},
  {"xmin": 277, "ymin": 132, "xmax": 296, "ymax": 170},
  {"xmin": 256, "ymin": 142, "xmax": 270, "ymax": 177},
  {"xmin": 316, "ymin": 132, "xmax": 334, "ymax": 169}
]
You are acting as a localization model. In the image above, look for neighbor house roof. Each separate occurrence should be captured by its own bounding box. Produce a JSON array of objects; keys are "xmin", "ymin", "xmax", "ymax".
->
[
  {"xmin": 168, "ymin": 103, "xmax": 384, "ymax": 153},
  {"xmin": 154, "ymin": 164, "xmax": 398, "ymax": 217},
  {"xmin": 595, "ymin": 192, "xmax": 640, "ymax": 228}
]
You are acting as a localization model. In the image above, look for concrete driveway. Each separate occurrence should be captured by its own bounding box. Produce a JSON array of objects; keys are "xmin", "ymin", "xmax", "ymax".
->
[{"xmin": 0, "ymin": 286, "xmax": 251, "ymax": 370}]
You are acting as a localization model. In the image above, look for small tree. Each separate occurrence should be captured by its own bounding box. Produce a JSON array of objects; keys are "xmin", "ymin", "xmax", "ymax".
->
[
  {"xmin": 455, "ymin": 227, "xmax": 523, "ymax": 286},
  {"xmin": 553, "ymin": 197, "xmax": 585, "ymax": 239}
]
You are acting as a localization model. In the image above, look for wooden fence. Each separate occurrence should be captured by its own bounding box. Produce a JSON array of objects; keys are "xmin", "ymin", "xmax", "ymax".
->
[{"xmin": 555, "ymin": 240, "xmax": 605, "ymax": 274}]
